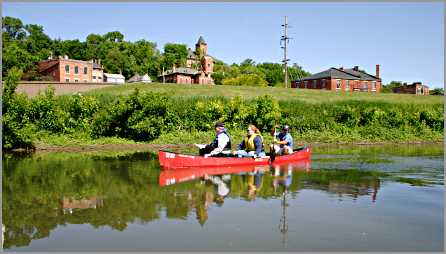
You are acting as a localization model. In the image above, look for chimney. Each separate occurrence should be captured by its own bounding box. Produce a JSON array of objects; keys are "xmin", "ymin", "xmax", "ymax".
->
[
  {"xmin": 173, "ymin": 64, "xmax": 176, "ymax": 71},
  {"xmin": 353, "ymin": 66, "xmax": 359, "ymax": 71},
  {"xmin": 375, "ymin": 64, "xmax": 380, "ymax": 79},
  {"xmin": 98, "ymin": 59, "xmax": 101, "ymax": 66},
  {"xmin": 64, "ymin": 55, "xmax": 69, "ymax": 60}
]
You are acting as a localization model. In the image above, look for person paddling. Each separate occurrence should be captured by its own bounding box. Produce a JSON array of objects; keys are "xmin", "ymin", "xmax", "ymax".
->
[
  {"xmin": 234, "ymin": 124, "xmax": 266, "ymax": 158},
  {"xmin": 196, "ymin": 122, "xmax": 231, "ymax": 157},
  {"xmin": 272, "ymin": 125, "xmax": 294, "ymax": 155}
]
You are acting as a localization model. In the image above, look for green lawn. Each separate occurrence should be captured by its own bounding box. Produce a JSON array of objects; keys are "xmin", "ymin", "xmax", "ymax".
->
[{"xmin": 84, "ymin": 82, "xmax": 443, "ymax": 104}]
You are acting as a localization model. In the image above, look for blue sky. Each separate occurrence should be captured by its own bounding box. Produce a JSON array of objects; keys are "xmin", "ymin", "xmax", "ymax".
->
[{"xmin": 3, "ymin": 2, "xmax": 444, "ymax": 88}]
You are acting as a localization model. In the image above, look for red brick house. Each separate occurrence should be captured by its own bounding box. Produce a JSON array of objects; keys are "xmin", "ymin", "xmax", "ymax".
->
[
  {"xmin": 159, "ymin": 36, "xmax": 214, "ymax": 84},
  {"xmin": 393, "ymin": 82, "xmax": 429, "ymax": 95},
  {"xmin": 292, "ymin": 65, "xmax": 382, "ymax": 92},
  {"xmin": 38, "ymin": 56, "xmax": 95, "ymax": 83}
]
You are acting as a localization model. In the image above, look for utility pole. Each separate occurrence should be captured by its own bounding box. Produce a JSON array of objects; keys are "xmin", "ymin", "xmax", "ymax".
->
[{"xmin": 281, "ymin": 16, "xmax": 291, "ymax": 88}]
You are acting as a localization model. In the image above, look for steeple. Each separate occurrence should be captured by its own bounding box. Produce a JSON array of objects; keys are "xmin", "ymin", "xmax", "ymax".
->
[
  {"xmin": 197, "ymin": 36, "xmax": 206, "ymax": 45},
  {"xmin": 195, "ymin": 35, "xmax": 208, "ymax": 56}
]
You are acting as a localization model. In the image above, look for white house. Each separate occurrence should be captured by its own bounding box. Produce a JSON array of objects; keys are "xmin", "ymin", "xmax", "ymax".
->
[
  {"xmin": 104, "ymin": 73, "xmax": 125, "ymax": 84},
  {"xmin": 128, "ymin": 73, "xmax": 152, "ymax": 83}
]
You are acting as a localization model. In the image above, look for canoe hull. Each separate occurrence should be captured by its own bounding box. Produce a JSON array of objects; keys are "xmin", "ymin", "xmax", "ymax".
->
[{"xmin": 158, "ymin": 146, "xmax": 311, "ymax": 169}]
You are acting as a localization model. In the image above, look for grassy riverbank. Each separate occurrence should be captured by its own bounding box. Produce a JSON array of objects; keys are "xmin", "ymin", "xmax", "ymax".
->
[
  {"xmin": 3, "ymin": 71, "xmax": 444, "ymax": 150},
  {"xmin": 85, "ymin": 82, "xmax": 443, "ymax": 104}
]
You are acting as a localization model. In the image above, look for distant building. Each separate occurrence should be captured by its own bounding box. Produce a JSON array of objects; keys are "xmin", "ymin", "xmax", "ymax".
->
[
  {"xmin": 92, "ymin": 60, "xmax": 104, "ymax": 83},
  {"xmin": 159, "ymin": 36, "xmax": 214, "ymax": 84},
  {"xmin": 38, "ymin": 55, "xmax": 94, "ymax": 83},
  {"xmin": 104, "ymin": 73, "xmax": 125, "ymax": 84},
  {"xmin": 393, "ymin": 82, "xmax": 429, "ymax": 95},
  {"xmin": 128, "ymin": 73, "xmax": 152, "ymax": 83},
  {"xmin": 292, "ymin": 65, "xmax": 382, "ymax": 92}
]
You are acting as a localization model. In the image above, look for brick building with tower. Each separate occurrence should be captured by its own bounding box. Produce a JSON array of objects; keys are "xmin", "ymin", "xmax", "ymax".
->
[
  {"xmin": 292, "ymin": 65, "xmax": 382, "ymax": 92},
  {"xmin": 159, "ymin": 36, "xmax": 214, "ymax": 84}
]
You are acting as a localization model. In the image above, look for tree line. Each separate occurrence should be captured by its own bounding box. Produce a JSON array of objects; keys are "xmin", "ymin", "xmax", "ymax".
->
[{"xmin": 2, "ymin": 16, "xmax": 310, "ymax": 86}]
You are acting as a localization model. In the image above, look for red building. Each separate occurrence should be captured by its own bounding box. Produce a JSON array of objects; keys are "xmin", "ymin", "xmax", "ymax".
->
[
  {"xmin": 159, "ymin": 36, "xmax": 214, "ymax": 84},
  {"xmin": 292, "ymin": 65, "xmax": 382, "ymax": 92},
  {"xmin": 38, "ymin": 56, "xmax": 95, "ymax": 83},
  {"xmin": 393, "ymin": 82, "xmax": 429, "ymax": 95}
]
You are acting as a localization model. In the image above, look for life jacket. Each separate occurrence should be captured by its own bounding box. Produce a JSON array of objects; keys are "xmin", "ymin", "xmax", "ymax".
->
[
  {"xmin": 243, "ymin": 133, "xmax": 264, "ymax": 151},
  {"xmin": 210, "ymin": 130, "xmax": 232, "ymax": 150}
]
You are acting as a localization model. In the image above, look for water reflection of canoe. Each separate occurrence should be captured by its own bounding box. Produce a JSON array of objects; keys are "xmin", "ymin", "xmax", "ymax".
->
[
  {"xmin": 159, "ymin": 160, "xmax": 311, "ymax": 187},
  {"xmin": 159, "ymin": 146, "xmax": 311, "ymax": 169}
]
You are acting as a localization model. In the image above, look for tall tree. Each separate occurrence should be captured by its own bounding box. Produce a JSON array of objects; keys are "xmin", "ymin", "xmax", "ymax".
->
[
  {"xmin": 103, "ymin": 31, "xmax": 124, "ymax": 43},
  {"xmin": 2, "ymin": 16, "xmax": 26, "ymax": 42},
  {"xmin": 161, "ymin": 43, "xmax": 188, "ymax": 70}
]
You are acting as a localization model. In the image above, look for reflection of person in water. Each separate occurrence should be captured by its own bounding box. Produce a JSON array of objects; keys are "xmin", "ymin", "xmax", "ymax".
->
[
  {"xmin": 272, "ymin": 164, "xmax": 293, "ymax": 193},
  {"xmin": 204, "ymin": 174, "xmax": 230, "ymax": 205},
  {"xmin": 247, "ymin": 171, "xmax": 264, "ymax": 200},
  {"xmin": 195, "ymin": 175, "xmax": 230, "ymax": 226}
]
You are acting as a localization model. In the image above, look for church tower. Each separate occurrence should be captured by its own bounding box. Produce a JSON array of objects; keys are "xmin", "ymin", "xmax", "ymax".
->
[{"xmin": 195, "ymin": 36, "xmax": 208, "ymax": 55}]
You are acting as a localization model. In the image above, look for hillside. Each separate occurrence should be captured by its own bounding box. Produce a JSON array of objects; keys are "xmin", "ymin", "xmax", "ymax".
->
[{"xmin": 84, "ymin": 83, "xmax": 443, "ymax": 104}]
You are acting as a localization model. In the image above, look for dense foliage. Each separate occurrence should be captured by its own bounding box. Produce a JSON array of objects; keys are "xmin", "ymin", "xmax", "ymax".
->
[{"xmin": 2, "ymin": 16, "xmax": 310, "ymax": 86}]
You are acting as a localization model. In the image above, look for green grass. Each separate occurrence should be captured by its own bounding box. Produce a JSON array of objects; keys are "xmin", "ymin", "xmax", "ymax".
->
[
  {"xmin": 33, "ymin": 131, "xmax": 143, "ymax": 147},
  {"xmin": 84, "ymin": 82, "xmax": 444, "ymax": 104}
]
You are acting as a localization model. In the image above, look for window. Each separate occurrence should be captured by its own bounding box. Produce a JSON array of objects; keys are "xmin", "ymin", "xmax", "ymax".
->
[
  {"xmin": 65, "ymin": 65, "xmax": 70, "ymax": 74},
  {"xmin": 304, "ymin": 81, "xmax": 308, "ymax": 88},
  {"xmin": 84, "ymin": 67, "xmax": 88, "ymax": 74},
  {"xmin": 336, "ymin": 79, "xmax": 341, "ymax": 89},
  {"xmin": 74, "ymin": 66, "xmax": 79, "ymax": 74},
  {"xmin": 93, "ymin": 76, "xmax": 96, "ymax": 79},
  {"xmin": 321, "ymin": 80, "xmax": 326, "ymax": 89},
  {"xmin": 354, "ymin": 80, "xmax": 360, "ymax": 91},
  {"xmin": 208, "ymin": 64, "xmax": 211, "ymax": 67},
  {"xmin": 74, "ymin": 79, "xmax": 79, "ymax": 83},
  {"xmin": 312, "ymin": 80, "xmax": 317, "ymax": 89},
  {"xmin": 98, "ymin": 76, "xmax": 102, "ymax": 80},
  {"xmin": 362, "ymin": 81, "xmax": 368, "ymax": 91},
  {"xmin": 371, "ymin": 81, "xmax": 376, "ymax": 90},
  {"xmin": 65, "ymin": 78, "xmax": 70, "ymax": 83},
  {"xmin": 345, "ymin": 80, "xmax": 350, "ymax": 91}
]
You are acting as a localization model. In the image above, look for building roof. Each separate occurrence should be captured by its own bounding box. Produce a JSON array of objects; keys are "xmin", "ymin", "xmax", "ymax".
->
[
  {"xmin": 129, "ymin": 73, "xmax": 152, "ymax": 83},
  {"xmin": 187, "ymin": 48, "xmax": 197, "ymax": 59},
  {"xmin": 93, "ymin": 62, "xmax": 103, "ymax": 69},
  {"xmin": 104, "ymin": 73, "xmax": 125, "ymax": 79},
  {"xmin": 342, "ymin": 68, "xmax": 379, "ymax": 81},
  {"xmin": 197, "ymin": 36, "xmax": 206, "ymax": 45},
  {"xmin": 159, "ymin": 67, "xmax": 199, "ymax": 77},
  {"xmin": 298, "ymin": 67, "xmax": 380, "ymax": 81}
]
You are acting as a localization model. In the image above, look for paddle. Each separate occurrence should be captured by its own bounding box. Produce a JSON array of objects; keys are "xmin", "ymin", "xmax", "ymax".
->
[{"xmin": 269, "ymin": 126, "xmax": 278, "ymax": 163}]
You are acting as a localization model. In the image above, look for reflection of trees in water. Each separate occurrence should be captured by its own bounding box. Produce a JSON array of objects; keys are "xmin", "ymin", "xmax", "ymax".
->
[{"xmin": 3, "ymin": 153, "xmax": 384, "ymax": 249}]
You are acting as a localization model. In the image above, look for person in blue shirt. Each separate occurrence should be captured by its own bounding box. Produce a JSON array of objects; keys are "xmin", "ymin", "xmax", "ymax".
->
[{"xmin": 273, "ymin": 125, "xmax": 294, "ymax": 155}]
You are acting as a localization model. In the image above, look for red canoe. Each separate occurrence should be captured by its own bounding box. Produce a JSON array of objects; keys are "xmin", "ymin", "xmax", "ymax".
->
[{"xmin": 158, "ymin": 146, "xmax": 311, "ymax": 169}]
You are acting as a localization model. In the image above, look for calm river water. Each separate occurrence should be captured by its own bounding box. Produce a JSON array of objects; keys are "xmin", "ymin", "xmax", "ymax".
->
[{"xmin": 3, "ymin": 143, "xmax": 444, "ymax": 251}]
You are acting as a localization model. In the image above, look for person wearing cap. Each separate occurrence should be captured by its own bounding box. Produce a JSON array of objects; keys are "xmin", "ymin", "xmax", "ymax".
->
[
  {"xmin": 234, "ymin": 124, "xmax": 266, "ymax": 158},
  {"xmin": 197, "ymin": 122, "xmax": 232, "ymax": 157},
  {"xmin": 273, "ymin": 125, "xmax": 294, "ymax": 155}
]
